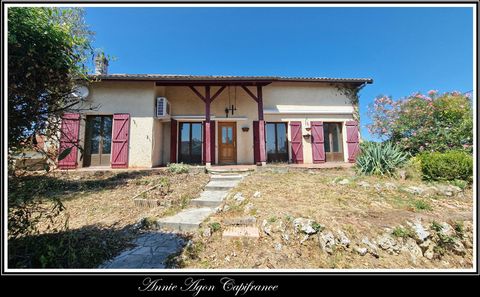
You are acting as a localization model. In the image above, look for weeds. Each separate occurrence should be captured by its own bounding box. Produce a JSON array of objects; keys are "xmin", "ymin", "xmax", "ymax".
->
[{"xmin": 392, "ymin": 226, "xmax": 413, "ymax": 238}]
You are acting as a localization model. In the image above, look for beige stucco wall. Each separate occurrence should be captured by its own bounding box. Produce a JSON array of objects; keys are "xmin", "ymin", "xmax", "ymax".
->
[
  {"xmin": 165, "ymin": 85, "xmax": 258, "ymax": 164},
  {"xmin": 78, "ymin": 81, "xmax": 156, "ymax": 168},
  {"xmin": 164, "ymin": 82, "xmax": 356, "ymax": 164},
  {"xmin": 79, "ymin": 80, "xmax": 357, "ymax": 167}
]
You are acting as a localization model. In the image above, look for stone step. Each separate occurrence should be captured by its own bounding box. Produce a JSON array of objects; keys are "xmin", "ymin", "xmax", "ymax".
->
[
  {"xmin": 210, "ymin": 174, "xmax": 244, "ymax": 181},
  {"xmin": 205, "ymin": 180, "xmax": 241, "ymax": 191},
  {"xmin": 156, "ymin": 207, "xmax": 215, "ymax": 232},
  {"xmin": 207, "ymin": 168, "xmax": 254, "ymax": 175},
  {"xmin": 190, "ymin": 190, "xmax": 229, "ymax": 207}
]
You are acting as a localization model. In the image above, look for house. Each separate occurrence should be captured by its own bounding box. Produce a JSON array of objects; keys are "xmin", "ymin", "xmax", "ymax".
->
[{"xmin": 57, "ymin": 60, "xmax": 372, "ymax": 169}]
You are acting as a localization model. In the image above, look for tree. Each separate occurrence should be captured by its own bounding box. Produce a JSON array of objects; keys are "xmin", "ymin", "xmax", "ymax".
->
[
  {"xmin": 368, "ymin": 90, "xmax": 473, "ymax": 154},
  {"xmin": 8, "ymin": 7, "xmax": 94, "ymax": 172},
  {"xmin": 7, "ymin": 7, "xmax": 94, "ymax": 239}
]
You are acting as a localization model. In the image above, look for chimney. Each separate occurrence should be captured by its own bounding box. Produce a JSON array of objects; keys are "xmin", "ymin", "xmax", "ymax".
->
[{"xmin": 94, "ymin": 53, "xmax": 108, "ymax": 75}]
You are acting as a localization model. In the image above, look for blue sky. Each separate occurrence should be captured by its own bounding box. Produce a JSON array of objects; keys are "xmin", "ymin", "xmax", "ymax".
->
[{"xmin": 85, "ymin": 7, "xmax": 473, "ymax": 140}]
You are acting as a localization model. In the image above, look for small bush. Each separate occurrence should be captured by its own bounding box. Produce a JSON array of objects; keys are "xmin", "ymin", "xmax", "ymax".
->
[
  {"xmin": 167, "ymin": 163, "xmax": 190, "ymax": 174},
  {"xmin": 392, "ymin": 226, "xmax": 413, "ymax": 238},
  {"xmin": 402, "ymin": 156, "xmax": 422, "ymax": 180},
  {"xmin": 311, "ymin": 222, "xmax": 324, "ymax": 233},
  {"xmin": 419, "ymin": 151, "xmax": 472, "ymax": 182},
  {"xmin": 430, "ymin": 221, "xmax": 443, "ymax": 232},
  {"xmin": 412, "ymin": 199, "xmax": 432, "ymax": 211},
  {"xmin": 209, "ymin": 222, "xmax": 221, "ymax": 232},
  {"xmin": 450, "ymin": 179, "xmax": 468, "ymax": 190},
  {"xmin": 355, "ymin": 141, "xmax": 409, "ymax": 176}
]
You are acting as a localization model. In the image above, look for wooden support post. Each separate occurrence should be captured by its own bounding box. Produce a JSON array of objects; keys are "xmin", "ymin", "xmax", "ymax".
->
[
  {"xmin": 257, "ymin": 86, "xmax": 266, "ymax": 165},
  {"xmin": 204, "ymin": 86, "xmax": 211, "ymax": 166}
]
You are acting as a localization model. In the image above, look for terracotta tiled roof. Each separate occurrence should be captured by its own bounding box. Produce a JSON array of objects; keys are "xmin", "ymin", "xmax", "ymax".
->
[{"xmin": 90, "ymin": 74, "xmax": 373, "ymax": 84}]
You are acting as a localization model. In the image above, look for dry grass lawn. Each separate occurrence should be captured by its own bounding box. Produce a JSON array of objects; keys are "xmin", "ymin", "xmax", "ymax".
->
[
  {"xmin": 8, "ymin": 169, "xmax": 209, "ymax": 268},
  {"xmin": 180, "ymin": 168, "xmax": 473, "ymax": 269}
]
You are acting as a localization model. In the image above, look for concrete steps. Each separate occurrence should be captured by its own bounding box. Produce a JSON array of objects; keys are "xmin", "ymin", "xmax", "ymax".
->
[
  {"xmin": 155, "ymin": 172, "xmax": 247, "ymax": 232},
  {"xmin": 190, "ymin": 190, "xmax": 229, "ymax": 207},
  {"xmin": 205, "ymin": 180, "xmax": 242, "ymax": 191},
  {"xmin": 156, "ymin": 207, "xmax": 215, "ymax": 232},
  {"xmin": 207, "ymin": 168, "xmax": 254, "ymax": 175}
]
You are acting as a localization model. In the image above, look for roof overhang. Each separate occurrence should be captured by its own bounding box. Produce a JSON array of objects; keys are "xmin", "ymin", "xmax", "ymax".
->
[{"xmin": 88, "ymin": 74, "xmax": 373, "ymax": 87}]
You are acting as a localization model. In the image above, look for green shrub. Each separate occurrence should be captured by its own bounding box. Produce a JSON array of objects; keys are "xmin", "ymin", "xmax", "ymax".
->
[
  {"xmin": 209, "ymin": 222, "xmax": 221, "ymax": 232},
  {"xmin": 419, "ymin": 151, "xmax": 472, "ymax": 182},
  {"xmin": 412, "ymin": 199, "xmax": 432, "ymax": 211},
  {"xmin": 402, "ymin": 156, "xmax": 422, "ymax": 180},
  {"xmin": 167, "ymin": 163, "xmax": 190, "ymax": 174},
  {"xmin": 392, "ymin": 226, "xmax": 413, "ymax": 238},
  {"xmin": 355, "ymin": 141, "xmax": 409, "ymax": 176}
]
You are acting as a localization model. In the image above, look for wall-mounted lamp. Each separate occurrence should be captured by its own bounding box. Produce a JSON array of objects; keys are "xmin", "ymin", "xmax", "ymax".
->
[
  {"xmin": 303, "ymin": 133, "xmax": 311, "ymax": 139},
  {"xmin": 242, "ymin": 126, "xmax": 249, "ymax": 132},
  {"xmin": 305, "ymin": 121, "xmax": 311, "ymax": 131}
]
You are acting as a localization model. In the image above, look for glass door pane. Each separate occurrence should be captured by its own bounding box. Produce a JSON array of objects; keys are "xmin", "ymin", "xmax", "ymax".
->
[
  {"xmin": 180, "ymin": 123, "xmax": 190, "ymax": 157},
  {"xmin": 266, "ymin": 122, "xmax": 288, "ymax": 163},
  {"xmin": 266, "ymin": 123, "xmax": 276, "ymax": 154},
  {"xmin": 191, "ymin": 123, "xmax": 202, "ymax": 163},
  {"xmin": 277, "ymin": 123, "xmax": 287, "ymax": 154},
  {"xmin": 102, "ymin": 117, "xmax": 113, "ymax": 154},
  {"xmin": 179, "ymin": 122, "xmax": 202, "ymax": 164}
]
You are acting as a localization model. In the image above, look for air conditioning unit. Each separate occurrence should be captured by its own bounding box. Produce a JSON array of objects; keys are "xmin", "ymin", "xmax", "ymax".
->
[{"xmin": 156, "ymin": 97, "xmax": 170, "ymax": 119}]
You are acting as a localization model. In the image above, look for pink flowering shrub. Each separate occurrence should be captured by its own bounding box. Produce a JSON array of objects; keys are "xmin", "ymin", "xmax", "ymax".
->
[{"xmin": 368, "ymin": 91, "xmax": 472, "ymax": 154}]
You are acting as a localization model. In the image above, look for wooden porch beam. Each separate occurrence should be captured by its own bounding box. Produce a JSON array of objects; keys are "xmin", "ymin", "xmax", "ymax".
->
[
  {"xmin": 240, "ymin": 86, "xmax": 258, "ymax": 102},
  {"xmin": 210, "ymin": 86, "xmax": 226, "ymax": 102},
  {"xmin": 189, "ymin": 86, "xmax": 205, "ymax": 102},
  {"xmin": 204, "ymin": 86, "xmax": 211, "ymax": 166}
]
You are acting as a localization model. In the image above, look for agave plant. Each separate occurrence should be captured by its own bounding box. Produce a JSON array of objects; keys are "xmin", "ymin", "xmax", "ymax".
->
[{"xmin": 355, "ymin": 141, "xmax": 409, "ymax": 176}]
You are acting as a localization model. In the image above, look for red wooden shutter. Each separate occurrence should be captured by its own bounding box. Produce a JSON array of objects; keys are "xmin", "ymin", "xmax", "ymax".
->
[
  {"xmin": 253, "ymin": 121, "xmax": 260, "ymax": 164},
  {"xmin": 202, "ymin": 121, "xmax": 216, "ymax": 165},
  {"xmin": 311, "ymin": 121, "xmax": 326, "ymax": 163},
  {"xmin": 111, "ymin": 114, "xmax": 130, "ymax": 168},
  {"xmin": 170, "ymin": 119, "xmax": 177, "ymax": 163},
  {"xmin": 290, "ymin": 121, "xmax": 304, "ymax": 164},
  {"xmin": 346, "ymin": 120, "xmax": 360, "ymax": 163},
  {"xmin": 210, "ymin": 121, "xmax": 215, "ymax": 164},
  {"xmin": 58, "ymin": 113, "xmax": 80, "ymax": 169}
]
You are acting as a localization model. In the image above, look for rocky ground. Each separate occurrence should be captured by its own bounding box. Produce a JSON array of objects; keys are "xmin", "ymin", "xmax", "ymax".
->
[{"xmin": 172, "ymin": 168, "xmax": 474, "ymax": 269}]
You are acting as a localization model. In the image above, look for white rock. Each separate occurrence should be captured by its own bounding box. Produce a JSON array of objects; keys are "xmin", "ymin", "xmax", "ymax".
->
[
  {"xmin": 384, "ymin": 182, "xmax": 398, "ymax": 190},
  {"xmin": 424, "ymin": 246, "xmax": 435, "ymax": 260},
  {"xmin": 244, "ymin": 202, "xmax": 254, "ymax": 214},
  {"xmin": 253, "ymin": 191, "xmax": 261, "ymax": 198},
  {"xmin": 336, "ymin": 230, "xmax": 351, "ymax": 248},
  {"xmin": 451, "ymin": 238, "xmax": 466, "ymax": 256},
  {"xmin": 439, "ymin": 222, "xmax": 455, "ymax": 237},
  {"xmin": 293, "ymin": 218, "xmax": 318, "ymax": 235},
  {"xmin": 300, "ymin": 234, "xmax": 310, "ymax": 244},
  {"xmin": 354, "ymin": 247, "xmax": 368, "ymax": 256},
  {"xmin": 357, "ymin": 181, "xmax": 371, "ymax": 188},
  {"xmin": 338, "ymin": 178, "xmax": 350, "ymax": 185},
  {"xmin": 202, "ymin": 227, "xmax": 211, "ymax": 237},
  {"xmin": 407, "ymin": 220, "xmax": 430, "ymax": 242},
  {"xmin": 262, "ymin": 219, "xmax": 272, "ymax": 236},
  {"xmin": 362, "ymin": 237, "xmax": 379, "ymax": 258},
  {"xmin": 377, "ymin": 233, "xmax": 401, "ymax": 254},
  {"xmin": 374, "ymin": 183, "xmax": 383, "ymax": 191},
  {"xmin": 274, "ymin": 243, "xmax": 283, "ymax": 251},
  {"xmin": 282, "ymin": 233, "xmax": 290, "ymax": 243},
  {"xmin": 404, "ymin": 186, "xmax": 425, "ymax": 195},
  {"xmin": 436, "ymin": 185, "xmax": 462, "ymax": 196},
  {"xmin": 233, "ymin": 192, "xmax": 245, "ymax": 203},
  {"xmin": 402, "ymin": 237, "xmax": 423, "ymax": 264},
  {"xmin": 318, "ymin": 231, "xmax": 336, "ymax": 254}
]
